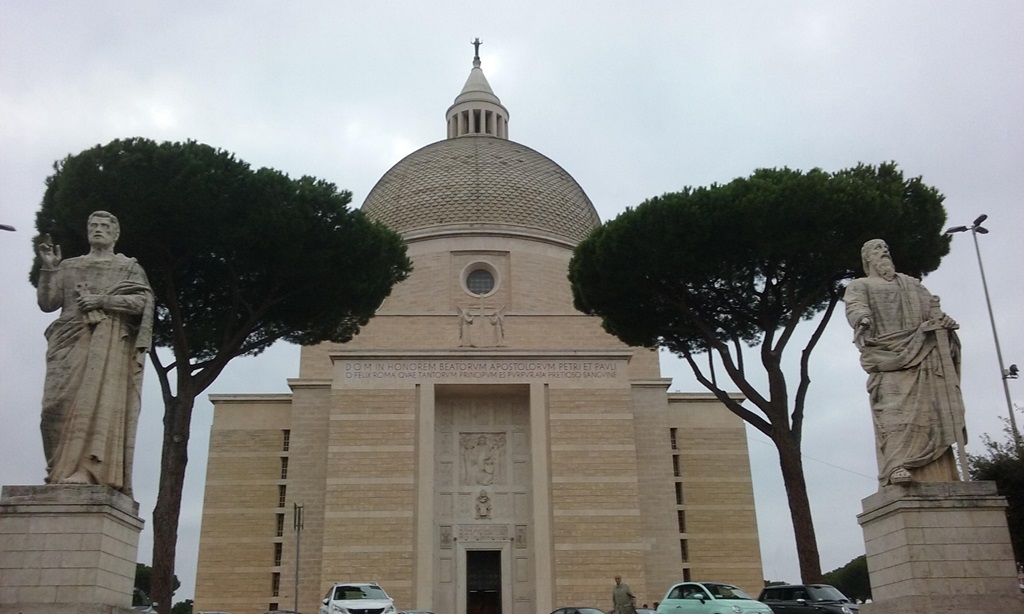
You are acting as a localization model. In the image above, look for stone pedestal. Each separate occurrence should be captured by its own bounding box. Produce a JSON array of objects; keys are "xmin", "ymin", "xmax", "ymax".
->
[
  {"xmin": 0, "ymin": 484, "xmax": 144, "ymax": 614},
  {"xmin": 858, "ymin": 481, "xmax": 1021, "ymax": 614}
]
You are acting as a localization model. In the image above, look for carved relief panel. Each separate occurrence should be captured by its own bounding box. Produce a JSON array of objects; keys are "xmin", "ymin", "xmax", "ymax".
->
[
  {"xmin": 460, "ymin": 433, "xmax": 506, "ymax": 486},
  {"xmin": 434, "ymin": 392, "xmax": 531, "ymax": 525},
  {"xmin": 433, "ymin": 389, "xmax": 533, "ymax": 614}
]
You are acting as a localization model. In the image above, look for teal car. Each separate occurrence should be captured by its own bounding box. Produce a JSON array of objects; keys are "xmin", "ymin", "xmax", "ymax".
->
[{"xmin": 656, "ymin": 582, "xmax": 771, "ymax": 614}]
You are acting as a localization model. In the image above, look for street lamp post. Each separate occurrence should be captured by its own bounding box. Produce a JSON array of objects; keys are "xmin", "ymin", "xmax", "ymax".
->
[
  {"xmin": 945, "ymin": 214, "xmax": 1022, "ymax": 454},
  {"xmin": 294, "ymin": 503, "xmax": 304, "ymax": 614}
]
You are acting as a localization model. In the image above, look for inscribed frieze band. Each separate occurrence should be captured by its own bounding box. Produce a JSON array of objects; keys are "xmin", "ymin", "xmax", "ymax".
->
[{"xmin": 339, "ymin": 358, "xmax": 620, "ymax": 381}]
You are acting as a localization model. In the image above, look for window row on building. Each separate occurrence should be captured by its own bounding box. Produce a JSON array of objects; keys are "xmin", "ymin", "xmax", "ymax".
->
[
  {"xmin": 267, "ymin": 430, "xmax": 289, "ymax": 611},
  {"xmin": 670, "ymin": 427, "xmax": 691, "ymax": 577}
]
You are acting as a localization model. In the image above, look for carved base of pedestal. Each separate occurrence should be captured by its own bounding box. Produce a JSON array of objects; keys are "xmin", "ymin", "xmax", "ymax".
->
[
  {"xmin": 858, "ymin": 481, "xmax": 1021, "ymax": 614},
  {"xmin": 860, "ymin": 593, "xmax": 1022, "ymax": 614},
  {"xmin": 0, "ymin": 484, "xmax": 143, "ymax": 614}
]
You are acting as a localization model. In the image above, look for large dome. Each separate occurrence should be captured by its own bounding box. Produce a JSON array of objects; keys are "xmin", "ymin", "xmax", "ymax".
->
[{"xmin": 361, "ymin": 135, "xmax": 601, "ymax": 244}]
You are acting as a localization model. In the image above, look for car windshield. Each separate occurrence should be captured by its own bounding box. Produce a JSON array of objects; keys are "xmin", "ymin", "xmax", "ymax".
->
[
  {"xmin": 705, "ymin": 584, "xmax": 753, "ymax": 600},
  {"xmin": 807, "ymin": 585, "xmax": 850, "ymax": 602},
  {"xmin": 334, "ymin": 585, "xmax": 389, "ymax": 600}
]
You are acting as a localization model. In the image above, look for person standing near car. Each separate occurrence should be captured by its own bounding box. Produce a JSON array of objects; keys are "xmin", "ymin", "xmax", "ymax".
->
[{"xmin": 612, "ymin": 575, "xmax": 637, "ymax": 614}]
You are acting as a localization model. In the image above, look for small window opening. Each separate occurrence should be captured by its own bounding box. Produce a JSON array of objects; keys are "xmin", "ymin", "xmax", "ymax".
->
[{"xmin": 466, "ymin": 269, "xmax": 495, "ymax": 295}]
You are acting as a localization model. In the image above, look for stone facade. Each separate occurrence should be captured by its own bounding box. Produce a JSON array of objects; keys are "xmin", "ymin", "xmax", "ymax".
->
[
  {"xmin": 0, "ymin": 485, "xmax": 143, "ymax": 614},
  {"xmin": 858, "ymin": 482, "xmax": 1020, "ymax": 613},
  {"xmin": 193, "ymin": 243, "xmax": 764, "ymax": 613},
  {"xmin": 193, "ymin": 54, "xmax": 763, "ymax": 614}
]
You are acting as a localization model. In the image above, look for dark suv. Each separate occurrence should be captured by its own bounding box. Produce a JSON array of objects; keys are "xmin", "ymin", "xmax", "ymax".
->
[{"xmin": 758, "ymin": 584, "xmax": 859, "ymax": 614}]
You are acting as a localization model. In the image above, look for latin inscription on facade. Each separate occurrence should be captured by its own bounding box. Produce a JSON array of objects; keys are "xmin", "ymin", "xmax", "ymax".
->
[
  {"xmin": 339, "ymin": 358, "xmax": 620, "ymax": 383},
  {"xmin": 459, "ymin": 524, "xmax": 509, "ymax": 541}
]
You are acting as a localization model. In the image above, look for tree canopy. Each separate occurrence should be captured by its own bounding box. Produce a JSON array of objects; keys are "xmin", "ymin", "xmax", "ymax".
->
[
  {"xmin": 570, "ymin": 163, "xmax": 947, "ymax": 356},
  {"xmin": 133, "ymin": 562, "xmax": 180, "ymax": 605},
  {"xmin": 569, "ymin": 162, "xmax": 949, "ymax": 581},
  {"xmin": 171, "ymin": 600, "xmax": 193, "ymax": 614},
  {"xmin": 32, "ymin": 137, "xmax": 412, "ymax": 613},
  {"xmin": 33, "ymin": 138, "xmax": 410, "ymax": 367},
  {"xmin": 970, "ymin": 423, "xmax": 1024, "ymax": 564},
  {"xmin": 821, "ymin": 555, "xmax": 871, "ymax": 603}
]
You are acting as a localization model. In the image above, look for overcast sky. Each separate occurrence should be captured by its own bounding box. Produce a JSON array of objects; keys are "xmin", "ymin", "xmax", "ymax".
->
[{"xmin": 2, "ymin": 1, "xmax": 1022, "ymax": 603}]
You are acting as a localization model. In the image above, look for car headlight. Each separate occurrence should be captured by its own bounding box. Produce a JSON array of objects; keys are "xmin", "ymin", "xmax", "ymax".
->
[{"xmin": 384, "ymin": 606, "xmax": 397, "ymax": 614}]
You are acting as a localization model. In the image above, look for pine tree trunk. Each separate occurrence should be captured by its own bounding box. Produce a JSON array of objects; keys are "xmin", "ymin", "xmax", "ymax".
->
[
  {"xmin": 775, "ymin": 431, "xmax": 822, "ymax": 582},
  {"xmin": 151, "ymin": 394, "xmax": 194, "ymax": 614}
]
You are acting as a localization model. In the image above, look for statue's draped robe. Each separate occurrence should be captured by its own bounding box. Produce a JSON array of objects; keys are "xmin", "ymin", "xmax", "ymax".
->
[
  {"xmin": 844, "ymin": 273, "xmax": 962, "ymax": 485},
  {"xmin": 38, "ymin": 254, "xmax": 153, "ymax": 493}
]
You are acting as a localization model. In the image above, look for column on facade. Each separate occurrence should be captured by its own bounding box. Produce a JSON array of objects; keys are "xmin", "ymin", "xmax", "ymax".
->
[
  {"xmin": 529, "ymin": 382, "xmax": 554, "ymax": 613},
  {"xmin": 415, "ymin": 382, "xmax": 436, "ymax": 609}
]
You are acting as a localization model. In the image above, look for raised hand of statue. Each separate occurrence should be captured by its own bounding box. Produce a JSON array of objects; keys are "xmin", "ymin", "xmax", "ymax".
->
[{"xmin": 37, "ymin": 235, "xmax": 62, "ymax": 269}]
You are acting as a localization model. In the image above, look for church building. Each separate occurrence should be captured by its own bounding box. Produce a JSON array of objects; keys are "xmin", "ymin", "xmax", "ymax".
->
[{"xmin": 193, "ymin": 47, "xmax": 763, "ymax": 614}]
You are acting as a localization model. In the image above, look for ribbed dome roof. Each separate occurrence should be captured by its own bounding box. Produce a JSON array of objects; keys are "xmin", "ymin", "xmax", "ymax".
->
[{"xmin": 361, "ymin": 135, "xmax": 601, "ymax": 244}]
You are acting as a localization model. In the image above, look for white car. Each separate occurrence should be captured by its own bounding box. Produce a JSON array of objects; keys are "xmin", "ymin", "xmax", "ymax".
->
[
  {"xmin": 657, "ymin": 581, "xmax": 772, "ymax": 613},
  {"xmin": 319, "ymin": 582, "xmax": 396, "ymax": 614}
]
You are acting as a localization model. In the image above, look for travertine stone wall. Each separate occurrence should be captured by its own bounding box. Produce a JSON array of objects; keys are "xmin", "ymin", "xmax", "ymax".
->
[
  {"xmin": 282, "ymin": 382, "xmax": 332, "ymax": 611},
  {"xmin": 194, "ymin": 229, "xmax": 764, "ymax": 614},
  {"xmin": 859, "ymin": 481, "xmax": 1019, "ymax": 613},
  {"xmin": 0, "ymin": 485, "xmax": 142, "ymax": 613},
  {"xmin": 631, "ymin": 381, "xmax": 685, "ymax": 603},
  {"xmin": 372, "ymin": 238, "xmax": 576, "ymax": 316},
  {"xmin": 320, "ymin": 387, "xmax": 418, "ymax": 608},
  {"xmin": 297, "ymin": 234, "xmax": 662, "ymax": 382},
  {"xmin": 548, "ymin": 386, "xmax": 647, "ymax": 605},
  {"xmin": 193, "ymin": 397, "xmax": 292, "ymax": 614},
  {"xmin": 669, "ymin": 394, "xmax": 764, "ymax": 596}
]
